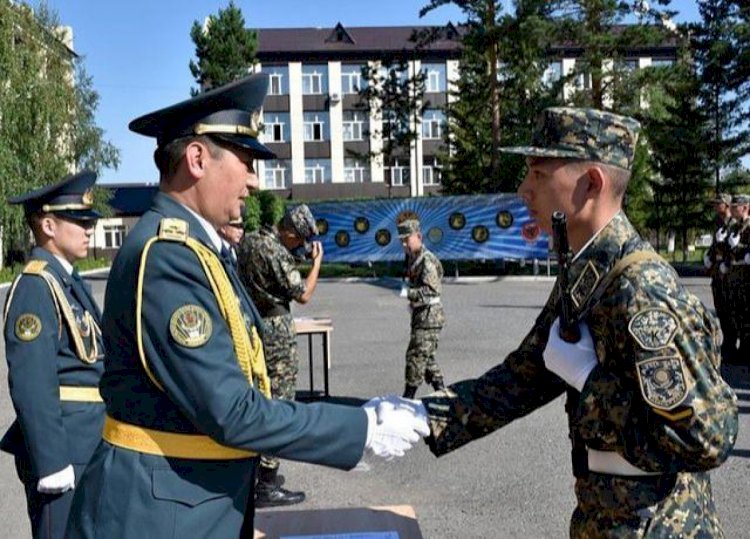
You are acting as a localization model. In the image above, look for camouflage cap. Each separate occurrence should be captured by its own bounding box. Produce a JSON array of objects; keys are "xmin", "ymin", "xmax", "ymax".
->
[
  {"xmin": 282, "ymin": 204, "xmax": 317, "ymax": 239},
  {"xmin": 732, "ymin": 194, "xmax": 750, "ymax": 205},
  {"xmin": 397, "ymin": 219, "xmax": 421, "ymax": 238},
  {"xmin": 712, "ymin": 193, "xmax": 732, "ymax": 205},
  {"xmin": 501, "ymin": 107, "xmax": 641, "ymax": 170}
]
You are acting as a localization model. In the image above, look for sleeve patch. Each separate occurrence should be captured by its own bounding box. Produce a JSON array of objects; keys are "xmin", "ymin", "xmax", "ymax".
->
[
  {"xmin": 15, "ymin": 314, "xmax": 42, "ymax": 341},
  {"xmin": 636, "ymin": 356, "xmax": 687, "ymax": 410},
  {"xmin": 169, "ymin": 304, "xmax": 212, "ymax": 348},
  {"xmin": 628, "ymin": 308, "xmax": 678, "ymax": 350}
]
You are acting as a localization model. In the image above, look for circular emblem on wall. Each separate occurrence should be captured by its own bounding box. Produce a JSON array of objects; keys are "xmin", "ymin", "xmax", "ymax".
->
[
  {"xmin": 471, "ymin": 225, "xmax": 489, "ymax": 244},
  {"xmin": 335, "ymin": 230, "xmax": 350, "ymax": 248},
  {"xmin": 15, "ymin": 313, "xmax": 42, "ymax": 342},
  {"xmin": 496, "ymin": 210, "xmax": 514, "ymax": 229},
  {"xmin": 316, "ymin": 218, "xmax": 329, "ymax": 236},
  {"xmin": 449, "ymin": 212, "xmax": 466, "ymax": 230},
  {"xmin": 521, "ymin": 222, "xmax": 541, "ymax": 242},
  {"xmin": 427, "ymin": 227, "xmax": 443, "ymax": 244},
  {"xmin": 169, "ymin": 304, "xmax": 212, "ymax": 348},
  {"xmin": 354, "ymin": 217, "xmax": 370, "ymax": 234},
  {"xmin": 375, "ymin": 229, "xmax": 391, "ymax": 247}
]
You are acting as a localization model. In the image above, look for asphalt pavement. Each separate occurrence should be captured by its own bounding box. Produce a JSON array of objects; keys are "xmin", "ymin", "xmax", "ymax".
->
[{"xmin": 1, "ymin": 272, "xmax": 749, "ymax": 538}]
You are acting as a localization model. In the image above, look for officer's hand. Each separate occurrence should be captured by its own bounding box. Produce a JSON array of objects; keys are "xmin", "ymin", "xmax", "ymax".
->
[
  {"xmin": 37, "ymin": 464, "xmax": 75, "ymax": 494},
  {"xmin": 716, "ymin": 228, "xmax": 728, "ymax": 242},
  {"xmin": 728, "ymin": 233, "xmax": 740, "ymax": 248},
  {"xmin": 362, "ymin": 396, "xmax": 429, "ymax": 460},
  {"xmin": 310, "ymin": 241, "xmax": 323, "ymax": 262},
  {"xmin": 543, "ymin": 319, "xmax": 598, "ymax": 392}
]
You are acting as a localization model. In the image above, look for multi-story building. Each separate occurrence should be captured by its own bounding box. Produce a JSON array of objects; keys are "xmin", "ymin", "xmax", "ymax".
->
[{"xmin": 255, "ymin": 22, "xmax": 677, "ymax": 201}]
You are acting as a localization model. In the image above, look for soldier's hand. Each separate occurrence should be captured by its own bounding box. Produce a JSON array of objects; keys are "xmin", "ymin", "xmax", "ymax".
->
[
  {"xmin": 715, "ymin": 228, "xmax": 728, "ymax": 242},
  {"xmin": 362, "ymin": 395, "xmax": 429, "ymax": 461},
  {"xmin": 728, "ymin": 233, "xmax": 740, "ymax": 248},
  {"xmin": 310, "ymin": 241, "xmax": 323, "ymax": 262},
  {"xmin": 544, "ymin": 319, "xmax": 598, "ymax": 392},
  {"xmin": 37, "ymin": 464, "xmax": 75, "ymax": 494}
]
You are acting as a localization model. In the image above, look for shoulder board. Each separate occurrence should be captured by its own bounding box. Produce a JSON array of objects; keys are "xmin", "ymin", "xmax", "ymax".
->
[
  {"xmin": 22, "ymin": 260, "xmax": 48, "ymax": 275},
  {"xmin": 158, "ymin": 218, "xmax": 189, "ymax": 242}
]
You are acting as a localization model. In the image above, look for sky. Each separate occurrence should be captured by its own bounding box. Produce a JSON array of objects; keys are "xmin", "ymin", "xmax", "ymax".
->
[{"xmin": 34, "ymin": 0, "xmax": 703, "ymax": 184}]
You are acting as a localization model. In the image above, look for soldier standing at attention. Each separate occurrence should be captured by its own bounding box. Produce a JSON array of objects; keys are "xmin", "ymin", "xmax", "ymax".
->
[
  {"xmin": 237, "ymin": 204, "xmax": 321, "ymax": 507},
  {"xmin": 2, "ymin": 171, "xmax": 106, "ymax": 539},
  {"xmin": 217, "ymin": 214, "xmax": 245, "ymax": 267},
  {"xmin": 64, "ymin": 74, "xmax": 429, "ymax": 539},
  {"xmin": 704, "ymin": 193, "xmax": 736, "ymax": 362},
  {"xmin": 725, "ymin": 194, "xmax": 750, "ymax": 361},
  {"xmin": 385, "ymin": 108, "xmax": 738, "ymax": 536},
  {"xmin": 396, "ymin": 211, "xmax": 446, "ymax": 399}
]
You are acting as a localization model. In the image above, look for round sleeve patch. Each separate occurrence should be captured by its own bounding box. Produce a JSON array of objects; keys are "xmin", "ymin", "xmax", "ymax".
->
[
  {"xmin": 15, "ymin": 314, "xmax": 42, "ymax": 342},
  {"xmin": 636, "ymin": 356, "xmax": 688, "ymax": 410},
  {"xmin": 628, "ymin": 308, "xmax": 678, "ymax": 350},
  {"xmin": 169, "ymin": 304, "xmax": 212, "ymax": 348}
]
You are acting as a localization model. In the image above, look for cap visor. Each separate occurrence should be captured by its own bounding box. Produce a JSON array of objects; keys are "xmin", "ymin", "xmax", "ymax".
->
[
  {"xmin": 56, "ymin": 209, "xmax": 101, "ymax": 221},
  {"xmin": 213, "ymin": 134, "xmax": 276, "ymax": 160},
  {"xmin": 500, "ymin": 146, "xmax": 587, "ymax": 160}
]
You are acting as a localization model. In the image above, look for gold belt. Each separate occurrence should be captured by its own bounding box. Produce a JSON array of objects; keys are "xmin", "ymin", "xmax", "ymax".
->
[
  {"xmin": 59, "ymin": 386, "xmax": 103, "ymax": 402},
  {"xmin": 102, "ymin": 416, "xmax": 257, "ymax": 460}
]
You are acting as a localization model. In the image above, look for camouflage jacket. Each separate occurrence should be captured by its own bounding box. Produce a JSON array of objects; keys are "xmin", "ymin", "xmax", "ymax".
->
[
  {"xmin": 237, "ymin": 227, "xmax": 306, "ymax": 317},
  {"xmin": 424, "ymin": 211, "xmax": 737, "ymax": 475},
  {"xmin": 407, "ymin": 247, "xmax": 445, "ymax": 329}
]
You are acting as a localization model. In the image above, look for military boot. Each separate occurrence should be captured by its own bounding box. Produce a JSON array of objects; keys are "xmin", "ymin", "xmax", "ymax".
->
[
  {"xmin": 255, "ymin": 467, "xmax": 305, "ymax": 508},
  {"xmin": 431, "ymin": 379, "xmax": 445, "ymax": 391},
  {"xmin": 402, "ymin": 385, "xmax": 418, "ymax": 399}
]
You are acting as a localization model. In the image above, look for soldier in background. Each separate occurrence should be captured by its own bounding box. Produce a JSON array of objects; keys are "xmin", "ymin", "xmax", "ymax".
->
[
  {"xmin": 396, "ymin": 211, "xmax": 446, "ymax": 399},
  {"xmin": 725, "ymin": 194, "xmax": 750, "ymax": 361},
  {"xmin": 217, "ymin": 214, "xmax": 245, "ymax": 267},
  {"xmin": 237, "ymin": 204, "xmax": 322, "ymax": 507},
  {"xmin": 704, "ymin": 193, "xmax": 736, "ymax": 362}
]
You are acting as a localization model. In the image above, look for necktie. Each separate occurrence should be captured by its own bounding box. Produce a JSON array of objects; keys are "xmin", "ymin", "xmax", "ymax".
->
[{"xmin": 70, "ymin": 270, "xmax": 102, "ymax": 319}]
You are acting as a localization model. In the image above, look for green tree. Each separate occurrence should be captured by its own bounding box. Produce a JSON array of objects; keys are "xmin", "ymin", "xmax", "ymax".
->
[{"xmin": 189, "ymin": 1, "xmax": 257, "ymax": 94}]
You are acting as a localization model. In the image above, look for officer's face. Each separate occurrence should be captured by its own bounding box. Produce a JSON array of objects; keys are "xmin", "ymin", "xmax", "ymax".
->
[
  {"xmin": 208, "ymin": 143, "xmax": 258, "ymax": 226},
  {"xmin": 46, "ymin": 215, "xmax": 95, "ymax": 262}
]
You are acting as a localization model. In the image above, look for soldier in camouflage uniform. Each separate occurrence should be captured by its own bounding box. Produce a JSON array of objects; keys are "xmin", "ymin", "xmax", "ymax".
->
[
  {"xmin": 397, "ymin": 211, "xmax": 446, "ymax": 399},
  {"xmin": 414, "ymin": 108, "xmax": 738, "ymax": 537},
  {"xmin": 725, "ymin": 195, "xmax": 750, "ymax": 361},
  {"xmin": 237, "ymin": 204, "xmax": 322, "ymax": 507},
  {"xmin": 703, "ymin": 193, "xmax": 736, "ymax": 362}
]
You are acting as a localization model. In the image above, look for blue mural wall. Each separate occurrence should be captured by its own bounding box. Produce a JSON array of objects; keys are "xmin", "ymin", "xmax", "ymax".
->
[{"xmin": 307, "ymin": 194, "xmax": 550, "ymax": 263}]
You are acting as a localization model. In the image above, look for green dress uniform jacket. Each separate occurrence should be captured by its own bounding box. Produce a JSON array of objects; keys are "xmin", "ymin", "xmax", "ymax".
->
[
  {"xmin": 423, "ymin": 211, "xmax": 738, "ymax": 537},
  {"xmin": 2, "ymin": 247, "xmax": 105, "ymax": 539},
  {"xmin": 65, "ymin": 193, "xmax": 367, "ymax": 539}
]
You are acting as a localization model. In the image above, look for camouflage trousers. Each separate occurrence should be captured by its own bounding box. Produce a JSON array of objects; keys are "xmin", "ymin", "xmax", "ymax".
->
[
  {"xmin": 259, "ymin": 314, "xmax": 299, "ymax": 470},
  {"xmin": 571, "ymin": 471, "xmax": 723, "ymax": 538},
  {"xmin": 405, "ymin": 327, "xmax": 444, "ymax": 388}
]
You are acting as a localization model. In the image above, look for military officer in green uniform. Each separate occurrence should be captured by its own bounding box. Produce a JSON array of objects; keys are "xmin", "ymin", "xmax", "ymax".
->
[
  {"xmin": 237, "ymin": 203, "xmax": 322, "ymax": 507},
  {"xmin": 2, "ymin": 171, "xmax": 106, "ymax": 539},
  {"xmin": 64, "ymin": 74, "xmax": 429, "ymax": 539},
  {"xmin": 375, "ymin": 108, "xmax": 738, "ymax": 537}
]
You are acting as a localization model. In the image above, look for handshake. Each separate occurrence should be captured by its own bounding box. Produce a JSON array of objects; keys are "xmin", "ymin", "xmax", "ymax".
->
[{"xmin": 362, "ymin": 395, "xmax": 430, "ymax": 461}]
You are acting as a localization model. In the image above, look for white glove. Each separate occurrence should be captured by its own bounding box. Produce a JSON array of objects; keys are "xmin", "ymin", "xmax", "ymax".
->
[
  {"xmin": 37, "ymin": 464, "xmax": 75, "ymax": 494},
  {"xmin": 703, "ymin": 252, "xmax": 712, "ymax": 268},
  {"xmin": 362, "ymin": 395, "xmax": 430, "ymax": 460},
  {"xmin": 399, "ymin": 283, "xmax": 409, "ymax": 298},
  {"xmin": 745, "ymin": 252, "xmax": 750, "ymax": 265},
  {"xmin": 543, "ymin": 319, "xmax": 598, "ymax": 392},
  {"xmin": 719, "ymin": 262, "xmax": 729, "ymax": 274},
  {"xmin": 728, "ymin": 233, "xmax": 740, "ymax": 248},
  {"xmin": 715, "ymin": 228, "xmax": 728, "ymax": 242}
]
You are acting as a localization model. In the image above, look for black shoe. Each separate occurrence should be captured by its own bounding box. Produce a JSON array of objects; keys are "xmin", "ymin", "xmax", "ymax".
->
[
  {"xmin": 402, "ymin": 385, "xmax": 418, "ymax": 399},
  {"xmin": 431, "ymin": 379, "xmax": 445, "ymax": 391},
  {"xmin": 255, "ymin": 484, "xmax": 306, "ymax": 508}
]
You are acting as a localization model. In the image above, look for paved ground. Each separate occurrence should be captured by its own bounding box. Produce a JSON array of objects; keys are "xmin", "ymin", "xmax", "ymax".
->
[{"xmin": 1, "ymin": 272, "xmax": 749, "ymax": 538}]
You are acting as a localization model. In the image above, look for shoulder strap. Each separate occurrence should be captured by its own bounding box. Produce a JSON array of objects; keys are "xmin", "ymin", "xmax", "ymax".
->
[{"xmin": 3, "ymin": 262, "xmax": 62, "ymax": 338}]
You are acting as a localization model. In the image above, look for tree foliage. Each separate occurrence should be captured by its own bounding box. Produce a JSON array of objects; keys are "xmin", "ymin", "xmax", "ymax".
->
[{"xmin": 189, "ymin": 1, "xmax": 257, "ymax": 95}]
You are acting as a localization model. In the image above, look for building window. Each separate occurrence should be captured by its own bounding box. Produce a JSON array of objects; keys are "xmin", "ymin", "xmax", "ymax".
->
[
  {"xmin": 263, "ymin": 112, "xmax": 289, "ymax": 143},
  {"xmin": 542, "ymin": 61, "xmax": 562, "ymax": 87},
  {"xmin": 302, "ymin": 65, "xmax": 327, "ymax": 95},
  {"xmin": 303, "ymin": 112, "xmax": 328, "ymax": 141},
  {"xmin": 421, "ymin": 109, "xmax": 444, "ymax": 140},
  {"xmin": 422, "ymin": 157, "xmax": 442, "ymax": 186},
  {"xmin": 304, "ymin": 159, "xmax": 331, "ymax": 184},
  {"xmin": 342, "ymin": 111, "xmax": 366, "ymax": 141},
  {"xmin": 265, "ymin": 66, "xmax": 288, "ymax": 95},
  {"xmin": 104, "ymin": 224, "xmax": 127, "ymax": 248},
  {"xmin": 576, "ymin": 72, "xmax": 592, "ymax": 90},
  {"xmin": 650, "ymin": 58, "xmax": 675, "ymax": 68},
  {"xmin": 264, "ymin": 159, "xmax": 290, "ymax": 189},
  {"xmin": 341, "ymin": 65, "xmax": 363, "ymax": 95},
  {"xmin": 422, "ymin": 63, "xmax": 446, "ymax": 93},
  {"xmin": 387, "ymin": 158, "xmax": 410, "ymax": 187},
  {"xmin": 343, "ymin": 158, "xmax": 369, "ymax": 183}
]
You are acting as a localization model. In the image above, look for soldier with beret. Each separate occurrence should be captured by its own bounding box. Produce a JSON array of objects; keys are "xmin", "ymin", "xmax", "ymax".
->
[
  {"xmin": 2, "ymin": 171, "xmax": 106, "ymax": 539},
  {"xmin": 396, "ymin": 210, "xmax": 446, "ymax": 399},
  {"xmin": 378, "ymin": 107, "xmax": 738, "ymax": 536},
  {"xmin": 65, "ymin": 74, "xmax": 429, "ymax": 539},
  {"xmin": 237, "ymin": 203, "xmax": 322, "ymax": 507},
  {"xmin": 725, "ymin": 194, "xmax": 750, "ymax": 361},
  {"xmin": 704, "ymin": 193, "xmax": 736, "ymax": 362}
]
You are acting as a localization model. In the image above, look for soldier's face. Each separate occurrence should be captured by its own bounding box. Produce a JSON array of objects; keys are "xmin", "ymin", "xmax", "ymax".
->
[
  {"xmin": 400, "ymin": 232, "xmax": 422, "ymax": 254},
  {"xmin": 46, "ymin": 215, "xmax": 95, "ymax": 262}
]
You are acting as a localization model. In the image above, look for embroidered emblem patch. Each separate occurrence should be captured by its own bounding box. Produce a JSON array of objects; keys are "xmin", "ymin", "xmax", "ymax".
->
[
  {"xmin": 636, "ymin": 356, "xmax": 687, "ymax": 410},
  {"xmin": 169, "ymin": 305, "xmax": 212, "ymax": 347},
  {"xmin": 15, "ymin": 314, "xmax": 42, "ymax": 342},
  {"xmin": 570, "ymin": 261, "xmax": 600, "ymax": 309},
  {"xmin": 628, "ymin": 309, "xmax": 678, "ymax": 350},
  {"xmin": 76, "ymin": 311, "xmax": 92, "ymax": 338}
]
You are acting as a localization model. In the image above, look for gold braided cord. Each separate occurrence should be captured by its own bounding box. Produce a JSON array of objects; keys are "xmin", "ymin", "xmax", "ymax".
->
[{"xmin": 136, "ymin": 237, "xmax": 167, "ymax": 391}]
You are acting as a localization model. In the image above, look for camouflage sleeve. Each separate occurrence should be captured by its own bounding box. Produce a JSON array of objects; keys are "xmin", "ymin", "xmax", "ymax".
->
[
  {"xmin": 575, "ymin": 261, "xmax": 738, "ymax": 473},
  {"xmin": 269, "ymin": 251, "xmax": 306, "ymax": 303},
  {"xmin": 407, "ymin": 254, "xmax": 442, "ymax": 303},
  {"xmin": 423, "ymin": 296, "xmax": 566, "ymax": 456}
]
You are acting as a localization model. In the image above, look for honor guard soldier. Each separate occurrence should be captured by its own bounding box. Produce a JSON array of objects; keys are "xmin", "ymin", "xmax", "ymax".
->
[
  {"xmin": 383, "ymin": 108, "xmax": 738, "ymax": 536},
  {"xmin": 64, "ymin": 74, "xmax": 429, "ymax": 539},
  {"xmin": 2, "ymin": 171, "xmax": 106, "ymax": 539},
  {"xmin": 396, "ymin": 211, "xmax": 446, "ymax": 399},
  {"xmin": 725, "ymin": 194, "xmax": 750, "ymax": 361},
  {"xmin": 237, "ymin": 204, "xmax": 322, "ymax": 508}
]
